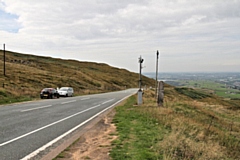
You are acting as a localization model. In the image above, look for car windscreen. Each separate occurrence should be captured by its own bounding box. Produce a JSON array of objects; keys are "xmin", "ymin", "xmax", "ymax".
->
[{"xmin": 60, "ymin": 88, "xmax": 68, "ymax": 91}]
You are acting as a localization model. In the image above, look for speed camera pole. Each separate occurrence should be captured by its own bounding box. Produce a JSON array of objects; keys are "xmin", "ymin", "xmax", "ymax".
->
[
  {"xmin": 139, "ymin": 56, "xmax": 143, "ymax": 89},
  {"xmin": 138, "ymin": 56, "xmax": 144, "ymax": 105}
]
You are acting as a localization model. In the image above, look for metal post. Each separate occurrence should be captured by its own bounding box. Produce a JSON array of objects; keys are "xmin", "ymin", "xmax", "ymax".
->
[
  {"xmin": 138, "ymin": 56, "xmax": 144, "ymax": 90},
  {"xmin": 139, "ymin": 57, "xmax": 141, "ymax": 89},
  {"xmin": 3, "ymin": 44, "xmax": 6, "ymax": 76},
  {"xmin": 138, "ymin": 56, "xmax": 144, "ymax": 105},
  {"xmin": 139, "ymin": 56, "xmax": 141, "ymax": 89},
  {"xmin": 155, "ymin": 50, "xmax": 159, "ymax": 98},
  {"xmin": 157, "ymin": 81, "xmax": 164, "ymax": 106}
]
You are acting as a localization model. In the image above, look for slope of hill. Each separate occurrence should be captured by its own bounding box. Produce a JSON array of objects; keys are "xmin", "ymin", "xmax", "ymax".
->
[
  {"xmin": 109, "ymin": 84, "xmax": 240, "ymax": 159},
  {"xmin": 0, "ymin": 50, "xmax": 155, "ymax": 104}
]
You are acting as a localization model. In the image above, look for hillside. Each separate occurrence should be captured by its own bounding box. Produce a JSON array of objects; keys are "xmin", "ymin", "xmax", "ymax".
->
[
  {"xmin": 0, "ymin": 50, "xmax": 155, "ymax": 104},
  {"xmin": 110, "ymin": 84, "xmax": 240, "ymax": 159}
]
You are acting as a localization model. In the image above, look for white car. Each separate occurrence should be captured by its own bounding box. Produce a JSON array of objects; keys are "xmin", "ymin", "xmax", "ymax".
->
[{"xmin": 58, "ymin": 87, "xmax": 74, "ymax": 97}]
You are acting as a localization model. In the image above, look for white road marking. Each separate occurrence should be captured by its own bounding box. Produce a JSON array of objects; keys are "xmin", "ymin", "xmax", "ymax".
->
[
  {"xmin": 81, "ymin": 97, "xmax": 90, "ymax": 100},
  {"xmin": 0, "ymin": 104, "xmax": 101, "ymax": 147},
  {"xmin": 20, "ymin": 94, "xmax": 134, "ymax": 160},
  {"xmin": 21, "ymin": 105, "xmax": 52, "ymax": 112},
  {"xmin": 102, "ymin": 99, "xmax": 115, "ymax": 104},
  {"xmin": 61, "ymin": 100, "xmax": 77, "ymax": 104}
]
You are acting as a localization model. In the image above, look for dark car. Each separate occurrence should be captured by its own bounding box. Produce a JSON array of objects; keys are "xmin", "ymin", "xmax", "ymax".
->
[{"xmin": 40, "ymin": 88, "xmax": 59, "ymax": 99}]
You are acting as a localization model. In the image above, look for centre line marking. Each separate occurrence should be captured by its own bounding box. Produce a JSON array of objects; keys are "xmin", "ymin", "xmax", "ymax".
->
[
  {"xmin": 102, "ymin": 99, "xmax": 115, "ymax": 104},
  {"xmin": 21, "ymin": 105, "xmax": 52, "ymax": 112},
  {"xmin": 0, "ymin": 104, "xmax": 101, "ymax": 147},
  {"xmin": 20, "ymin": 93, "xmax": 135, "ymax": 160},
  {"xmin": 61, "ymin": 100, "xmax": 77, "ymax": 104},
  {"xmin": 81, "ymin": 97, "xmax": 90, "ymax": 100}
]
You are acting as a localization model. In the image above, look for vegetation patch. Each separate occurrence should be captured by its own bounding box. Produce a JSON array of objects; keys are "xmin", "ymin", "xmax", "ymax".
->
[
  {"xmin": 175, "ymin": 87, "xmax": 211, "ymax": 99},
  {"xmin": 110, "ymin": 95, "xmax": 168, "ymax": 160},
  {"xmin": 111, "ymin": 85, "xmax": 240, "ymax": 159},
  {"xmin": 0, "ymin": 89, "xmax": 8, "ymax": 97}
]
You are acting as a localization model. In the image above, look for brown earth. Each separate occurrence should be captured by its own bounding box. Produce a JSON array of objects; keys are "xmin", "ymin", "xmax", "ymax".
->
[{"xmin": 54, "ymin": 110, "xmax": 117, "ymax": 160}]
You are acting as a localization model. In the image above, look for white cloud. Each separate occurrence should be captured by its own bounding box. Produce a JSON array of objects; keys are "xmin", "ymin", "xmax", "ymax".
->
[
  {"xmin": 0, "ymin": 1, "xmax": 4, "ymax": 9},
  {"xmin": 0, "ymin": 0, "xmax": 240, "ymax": 72}
]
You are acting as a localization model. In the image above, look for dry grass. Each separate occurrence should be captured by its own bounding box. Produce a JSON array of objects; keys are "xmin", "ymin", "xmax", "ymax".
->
[
  {"xmin": 139, "ymin": 85, "xmax": 240, "ymax": 159},
  {"xmin": 0, "ymin": 50, "xmax": 155, "ymax": 104}
]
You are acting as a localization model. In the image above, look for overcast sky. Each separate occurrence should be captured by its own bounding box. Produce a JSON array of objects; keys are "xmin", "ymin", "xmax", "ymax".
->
[{"xmin": 0, "ymin": 0, "xmax": 240, "ymax": 73}]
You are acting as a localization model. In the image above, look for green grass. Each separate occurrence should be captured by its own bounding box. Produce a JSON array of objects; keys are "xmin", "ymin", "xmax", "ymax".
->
[
  {"xmin": 181, "ymin": 80, "xmax": 240, "ymax": 99},
  {"xmin": 110, "ymin": 96, "xmax": 169, "ymax": 160},
  {"xmin": 53, "ymin": 153, "xmax": 65, "ymax": 159},
  {"xmin": 0, "ymin": 88, "xmax": 34, "ymax": 104},
  {"xmin": 110, "ymin": 85, "xmax": 240, "ymax": 160},
  {"xmin": 0, "ymin": 96, "xmax": 33, "ymax": 104},
  {"xmin": 174, "ymin": 87, "xmax": 211, "ymax": 99}
]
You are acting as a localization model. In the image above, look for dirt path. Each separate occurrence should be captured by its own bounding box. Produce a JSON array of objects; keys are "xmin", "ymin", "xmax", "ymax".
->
[{"xmin": 55, "ymin": 110, "xmax": 117, "ymax": 160}]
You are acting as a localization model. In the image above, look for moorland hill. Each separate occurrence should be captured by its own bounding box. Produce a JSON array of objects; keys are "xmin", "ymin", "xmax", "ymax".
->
[{"xmin": 0, "ymin": 50, "xmax": 155, "ymax": 104}]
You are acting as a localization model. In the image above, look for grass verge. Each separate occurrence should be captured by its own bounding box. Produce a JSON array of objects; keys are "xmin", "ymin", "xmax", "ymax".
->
[
  {"xmin": 110, "ymin": 85, "xmax": 240, "ymax": 160},
  {"xmin": 110, "ymin": 95, "xmax": 169, "ymax": 160}
]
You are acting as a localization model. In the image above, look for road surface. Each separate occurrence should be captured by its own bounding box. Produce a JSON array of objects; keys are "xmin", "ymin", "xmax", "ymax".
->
[{"xmin": 0, "ymin": 89, "xmax": 137, "ymax": 160}]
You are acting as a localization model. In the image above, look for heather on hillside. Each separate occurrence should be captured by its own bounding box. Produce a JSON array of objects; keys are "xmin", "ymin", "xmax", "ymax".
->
[{"xmin": 0, "ymin": 50, "xmax": 155, "ymax": 104}]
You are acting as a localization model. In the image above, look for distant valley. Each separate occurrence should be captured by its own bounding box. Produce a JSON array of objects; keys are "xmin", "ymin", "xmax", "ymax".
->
[{"xmin": 144, "ymin": 72, "xmax": 240, "ymax": 99}]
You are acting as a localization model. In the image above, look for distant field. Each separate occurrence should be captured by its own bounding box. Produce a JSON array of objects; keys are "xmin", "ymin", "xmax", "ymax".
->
[{"xmin": 167, "ymin": 80, "xmax": 240, "ymax": 99}]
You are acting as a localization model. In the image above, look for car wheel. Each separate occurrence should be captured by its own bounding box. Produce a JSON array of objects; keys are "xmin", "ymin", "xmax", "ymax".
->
[{"xmin": 66, "ymin": 94, "xmax": 68, "ymax": 97}]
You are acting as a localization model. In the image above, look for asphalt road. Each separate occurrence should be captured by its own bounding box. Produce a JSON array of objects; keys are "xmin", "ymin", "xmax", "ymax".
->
[{"xmin": 0, "ymin": 89, "xmax": 137, "ymax": 160}]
